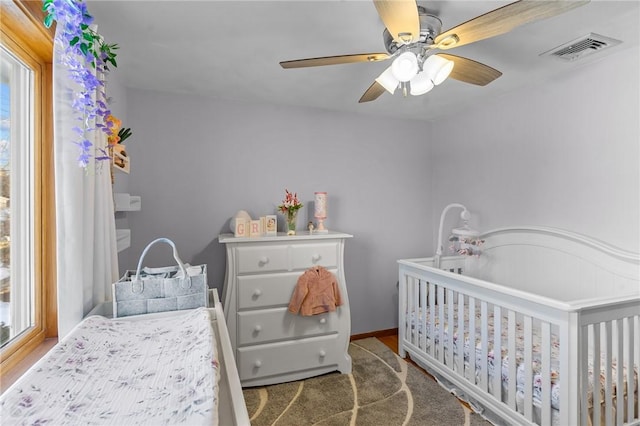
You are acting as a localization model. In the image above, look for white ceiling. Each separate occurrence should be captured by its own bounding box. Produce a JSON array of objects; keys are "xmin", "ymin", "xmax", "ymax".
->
[{"xmin": 86, "ymin": 1, "xmax": 639, "ymax": 122}]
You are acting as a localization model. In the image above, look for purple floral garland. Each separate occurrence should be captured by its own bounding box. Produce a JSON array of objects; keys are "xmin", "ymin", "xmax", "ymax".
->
[{"xmin": 43, "ymin": 0, "xmax": 119, "ymax": 168}]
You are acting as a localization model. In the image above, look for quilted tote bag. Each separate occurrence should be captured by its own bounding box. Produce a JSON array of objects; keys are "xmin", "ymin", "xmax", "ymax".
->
[{"xmin": 113, "ymin": 238, "xmax": 208, "ymax": 318}]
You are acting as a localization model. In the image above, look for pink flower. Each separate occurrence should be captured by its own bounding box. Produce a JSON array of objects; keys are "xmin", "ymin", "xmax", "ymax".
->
[{"xmin": 278, "ymin": 189, "xmax": 303, "ymax": 214}]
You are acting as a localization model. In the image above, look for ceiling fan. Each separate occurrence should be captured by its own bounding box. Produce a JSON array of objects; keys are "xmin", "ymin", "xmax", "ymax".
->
[{"xmin": 280, "ymin": 0, "xmax": 589, "ymax": 103}]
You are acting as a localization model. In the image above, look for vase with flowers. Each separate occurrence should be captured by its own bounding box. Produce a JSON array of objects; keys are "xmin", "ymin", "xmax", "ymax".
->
[{"xmin": 278, "ymin": 189, "xmax": 303, "ymax": 235}]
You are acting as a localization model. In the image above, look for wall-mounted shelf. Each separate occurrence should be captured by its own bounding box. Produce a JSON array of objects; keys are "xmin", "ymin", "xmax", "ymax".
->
[
  {"xmin": 111, "ymin": 145, "xmax": 130, "ymax": 173},
  {"xmin": 116, "ymin": 229, "xmax": 131, "ymax": 252},
  {"xmin": 114, "ymin": 193, "xmax": 141, "ymax": 212},
  {"xmin": 114, "ymin": 192, "xmax": 140, "ymax": 252}
]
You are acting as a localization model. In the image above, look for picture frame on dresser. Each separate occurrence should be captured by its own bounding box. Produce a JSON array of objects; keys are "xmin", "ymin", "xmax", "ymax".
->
[
  {"xmin": 218, "ymin": 231, "xmax": 353, "ymax": 387},
  {"xmin": 265, "ymin": 215, "xmax": 277, "ymax": 236}
]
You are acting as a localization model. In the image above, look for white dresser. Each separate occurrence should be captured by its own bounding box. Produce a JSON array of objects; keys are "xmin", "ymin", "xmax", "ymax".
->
[{"xmin": 218, "ymin": 231, "xmax": 353, "ymax": 387}]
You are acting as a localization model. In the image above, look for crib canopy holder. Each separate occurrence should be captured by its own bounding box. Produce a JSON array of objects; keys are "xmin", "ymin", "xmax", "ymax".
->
[{"xmin": 435, "ymin": 203, "xmax": 480, "ymax": 267}]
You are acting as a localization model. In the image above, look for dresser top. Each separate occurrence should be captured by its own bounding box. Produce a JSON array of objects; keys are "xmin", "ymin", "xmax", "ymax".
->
[{"xmin": 218, "ymin": 231, "xmax": 353, "ymax": 244}]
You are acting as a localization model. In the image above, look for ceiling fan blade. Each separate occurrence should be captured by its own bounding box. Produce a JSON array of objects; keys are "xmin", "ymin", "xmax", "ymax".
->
[
  {"xmin": 434, "ymin": 0, "xmax": 590, "ymax": 50},
  {"xmin": 373, "ymin": 0, "xmax": 420, "ymax": 44},
  {"xmin": 436, "ymin": 54, "xmax": 502, "ymax": 86},
  {"xmin": 280, "ymin": 53, "xmax": 389, "ymax": 69},
  {"xmin": 359, "ymin": 81, "xmax": 386, "ymax": 103}
]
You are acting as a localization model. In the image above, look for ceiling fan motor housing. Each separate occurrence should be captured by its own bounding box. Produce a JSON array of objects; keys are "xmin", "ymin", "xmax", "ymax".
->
[
  {"xmin": 383, "ymin": 10, "xmax": 442, "ymax": 54},
  {"xmin": 419, "ymin": 11, "xmax": 443, "ymax": 42}
]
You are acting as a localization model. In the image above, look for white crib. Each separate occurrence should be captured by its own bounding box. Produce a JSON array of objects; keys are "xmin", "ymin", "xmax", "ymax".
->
[{"xmin": 398, "ymin": 226, "xmax": 639, "ymax": 426}]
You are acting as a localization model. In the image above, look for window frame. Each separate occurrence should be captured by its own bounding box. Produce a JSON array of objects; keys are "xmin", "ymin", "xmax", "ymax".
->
[{"xmin": 0, "ymin": 0, "xmax": 56, "ymax": 375}]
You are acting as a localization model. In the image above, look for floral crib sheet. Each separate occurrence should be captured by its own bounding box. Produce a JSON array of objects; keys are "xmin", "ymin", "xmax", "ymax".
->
[
  {"xmin": 0, "ymin": 307, "xmax": 220, "ymax": 425},
  {"xmin": 408, "ymin": 306, "xmax": 638, "ymax": 419}
]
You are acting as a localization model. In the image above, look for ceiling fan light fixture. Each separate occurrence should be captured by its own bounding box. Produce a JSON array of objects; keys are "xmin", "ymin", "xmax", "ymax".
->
[
  {"xmin": 375, "ymin": 66, "xmax": 399, "ymax": 94},
  {"xmin": 391, "ymin": 51, "xmax": 419, "ymax": 82},
  {"xmin": 280, "ymin": 0, "xmax": 589, "ymax": 104},
  {"xmin": 409, "ymin": 71, "xmax": 434, "ymax": 96},
  {"xmin": 424, "ymin": 55, "xmax": 454, "ymax": 86}
]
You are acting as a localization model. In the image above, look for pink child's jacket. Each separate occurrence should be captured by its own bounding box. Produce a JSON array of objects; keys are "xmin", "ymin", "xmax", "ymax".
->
[{"xmin": 288, "ymin": 266, "xmax": 343, "ymax": 316}]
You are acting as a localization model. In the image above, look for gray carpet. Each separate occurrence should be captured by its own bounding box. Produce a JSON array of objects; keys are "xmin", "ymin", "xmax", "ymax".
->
[{"xmin": 242, "ymin": 337, "xmax": 491, "ymax": 426}]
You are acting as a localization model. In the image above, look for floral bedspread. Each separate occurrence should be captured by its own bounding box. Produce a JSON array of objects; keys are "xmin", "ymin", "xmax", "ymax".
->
[{"xmin": 0, "ymin": 307, "xmax": 219, "ymax": 425}]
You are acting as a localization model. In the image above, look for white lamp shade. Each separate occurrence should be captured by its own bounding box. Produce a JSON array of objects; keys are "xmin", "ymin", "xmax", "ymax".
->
[
  {"xmin": 391, "ymin": 52, "xmax": 419, "ymax": 82},
  {"xmin": 314, "ymin": 192, "xmax": 327, "ymax": 219},
  {"xmin": 410, "ymin": 71, "xmax": 435, "ymax": 96},
  {"xmin": 375, "ymin": 66, "xmax": 399, "ymax": 94},
  {"xmin": 424, "ymin": 54, "xmax": 454, "ymax": 85}
]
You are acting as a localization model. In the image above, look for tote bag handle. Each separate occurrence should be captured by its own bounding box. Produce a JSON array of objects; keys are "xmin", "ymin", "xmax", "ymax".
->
[{"xmin": 134, "ymin": 238, "xmax": 189, "ymax": 284}]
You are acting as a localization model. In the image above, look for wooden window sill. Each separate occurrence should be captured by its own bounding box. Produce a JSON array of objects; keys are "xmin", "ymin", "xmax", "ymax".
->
[{"xmin": 0, "ymin": 337, "xmax": 57, "ymax": 394}]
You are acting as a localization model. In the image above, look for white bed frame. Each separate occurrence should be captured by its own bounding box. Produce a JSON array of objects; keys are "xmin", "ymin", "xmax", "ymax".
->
[
  {"xmin": 10, "ymin": 290, "xmax": 250, "ymax": 426},
  {"xmin": 398, "ymin": 226, "xmax": 639, "ymax": 426},
  {"xmin": 210, "ymin": 292, "xmax": 251, "ymax": 425}
]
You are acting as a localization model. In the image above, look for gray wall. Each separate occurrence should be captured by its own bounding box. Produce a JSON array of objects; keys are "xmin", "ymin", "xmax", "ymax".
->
[
  {"xmin": 429, "ymin": 48, "xmax": 639, "ymax": 253},
  {"xmin": 112, "ymin": 47, "xmax": 639, "ymax": 335},
  {"xmin": 119, "ymin": 93, "xmax": 434, "ymax": 334}
]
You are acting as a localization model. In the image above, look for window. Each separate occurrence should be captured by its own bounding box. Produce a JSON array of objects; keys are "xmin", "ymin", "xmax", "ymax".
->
[
  {"xmin": 0, "ymin": 44, "xmax": 35, "ymax": 348},
  {"xmin": 0, "ymin": 0, "xmax": 55, "ymax": 375}
]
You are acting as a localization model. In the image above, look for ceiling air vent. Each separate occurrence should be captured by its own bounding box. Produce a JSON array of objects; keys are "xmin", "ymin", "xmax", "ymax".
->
[{"xmin": 541, "ymin": 33, "xmax": 622, "ymax": 61}]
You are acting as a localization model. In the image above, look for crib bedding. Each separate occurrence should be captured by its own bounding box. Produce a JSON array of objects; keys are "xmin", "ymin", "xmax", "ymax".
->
[
  {"xmin": 408, "ymin": 305, "xmax": 638, "ymax": 414},
  {"xmin": 0, "ymin": 307, "xmax": 220, "ymax": 425}
]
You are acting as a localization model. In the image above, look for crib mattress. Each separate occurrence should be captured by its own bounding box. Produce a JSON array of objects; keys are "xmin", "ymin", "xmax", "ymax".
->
[
  {"xmin": 0, "ymin": 307, "xmax": 220, "ymax": 425},
  {"xmin": 409, "ymin": 306, "xmax": 638, "ymax": 413}
]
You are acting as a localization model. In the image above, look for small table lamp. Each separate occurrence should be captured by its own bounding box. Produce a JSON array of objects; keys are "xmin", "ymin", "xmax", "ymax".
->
[{"xmin": 314, "ymin": 192, "xmax": 328, "ymax": 233}]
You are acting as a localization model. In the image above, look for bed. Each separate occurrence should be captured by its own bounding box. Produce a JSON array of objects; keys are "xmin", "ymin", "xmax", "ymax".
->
[
  {"xmin": 398, "ymin": 226, "xmax": 639, "ymax": 426},
  {"xmin": 0, "ymin": 290, "xmax": 249, "ymax": 425}
]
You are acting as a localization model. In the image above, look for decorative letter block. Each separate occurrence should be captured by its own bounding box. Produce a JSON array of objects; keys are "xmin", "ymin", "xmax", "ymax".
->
[
  {"xmin": 249, "ymin": 220, "xmax": 261, "ymax": 237},
  {"xmin": 234, "ymin": 218, "xmax": 247, "ymax": 237}
]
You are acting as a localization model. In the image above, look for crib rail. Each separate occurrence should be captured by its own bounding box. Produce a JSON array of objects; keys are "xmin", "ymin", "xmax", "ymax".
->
[
  {"xmin": 398, "ymin": 259, "xmax": 640, "ymax": 426},
  {"xmin": 578, "ymin": 301, "xmax": 640, "ymax": 426}
]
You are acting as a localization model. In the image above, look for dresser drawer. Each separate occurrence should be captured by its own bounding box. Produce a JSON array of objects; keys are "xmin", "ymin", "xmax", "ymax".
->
[
  {"xmin": 236, "ymin": 268, "xmax": 338, "ymax": 310},
  {"xmin": 237, "ymin": 272, "xmax": 297, "ymax": 309},
  {"xmin": 237, "ymin": 307, "xmax": 339, "ymax": 346},
  {"xmin": 236, "ymin": 245, "xmax": 288, "ymax": 274},
  {"xmin": 291, "ymin": 242, "xmax": 338, "ymax": 270},
  {"xmin": 237, "ymin": 334, "xmax": 341, "ymax": 382}
]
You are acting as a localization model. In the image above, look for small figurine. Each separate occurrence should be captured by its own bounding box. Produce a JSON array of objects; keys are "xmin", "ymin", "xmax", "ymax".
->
[{"xmin": 308, "ymin": 221, "xmax": 315, "ymax": 234}]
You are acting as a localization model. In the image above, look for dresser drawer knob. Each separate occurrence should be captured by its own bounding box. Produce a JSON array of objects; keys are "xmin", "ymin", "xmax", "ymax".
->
[
  {"xmin": 259, "ymin": 256, "xmax": 269, "ymax": 265},
  {"xmin": 319, "ymin": 350, "xmax": 326, "ymax": 358},
  {"xmin": 254, "ymin": 360, "xmax": 262, "ymax": 368},
  {"xmin": 319, "ymin": 318, "xmax": 327, "ymax": 324},
  {"xmin": 254, "ymin": 325, "xmax": 262, "ymax": 333},
  {"xmin": 311, "ymin": 254, "xmax": 321, "ymax": 262},
  {"xmin": 253, "ymin": 289, "xmax": 262, "ymax": 298}
]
